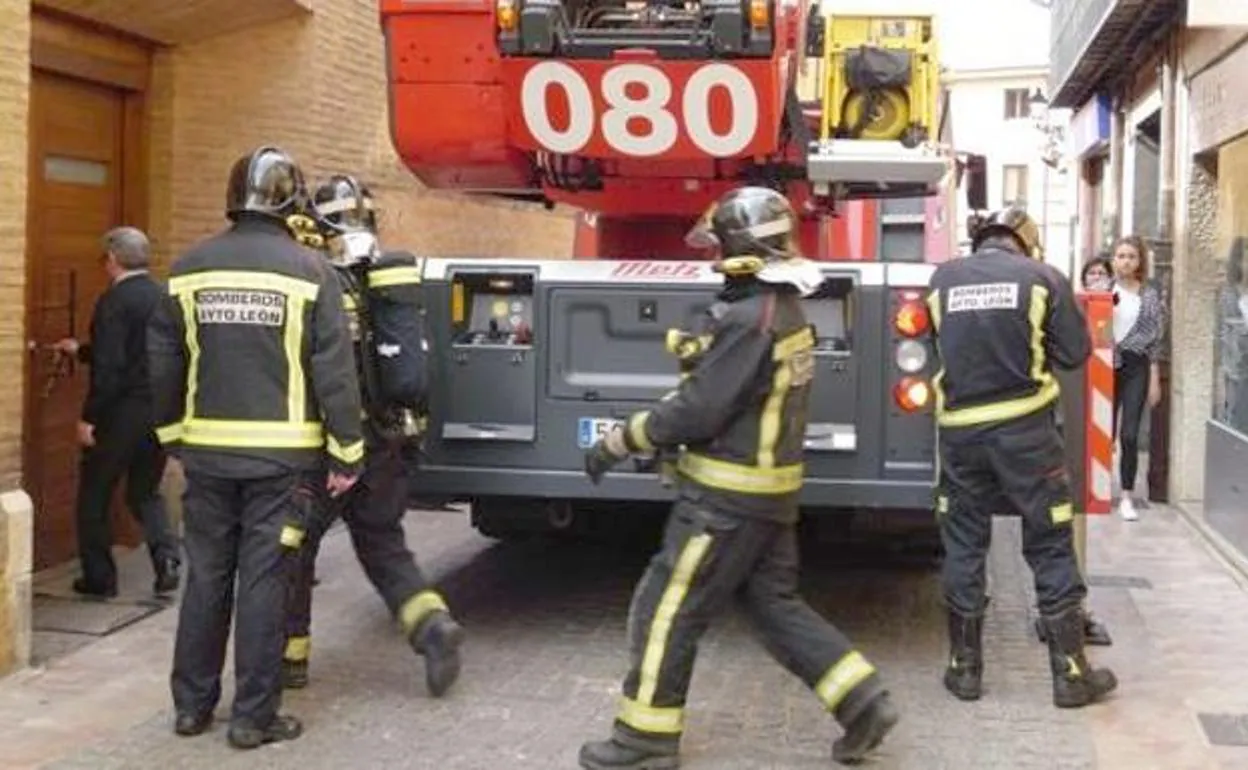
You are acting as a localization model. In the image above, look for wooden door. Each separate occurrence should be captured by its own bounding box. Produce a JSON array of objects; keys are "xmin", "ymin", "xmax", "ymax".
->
[{"xmin": 24, "ymin": 71, "xmax": 133, "ymax": 570}]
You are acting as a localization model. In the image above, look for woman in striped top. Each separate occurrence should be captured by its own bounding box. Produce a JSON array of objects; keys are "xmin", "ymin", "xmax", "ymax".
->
[{"xmin": 1110, "ymin": 235, "xmax": 1166, "ymax": 521}]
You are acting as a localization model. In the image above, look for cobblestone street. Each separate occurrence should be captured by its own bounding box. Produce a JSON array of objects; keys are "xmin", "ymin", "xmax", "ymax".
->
[{"xmin": 2, "ymin": 503, "xmax": 1248, "ymax": 770}]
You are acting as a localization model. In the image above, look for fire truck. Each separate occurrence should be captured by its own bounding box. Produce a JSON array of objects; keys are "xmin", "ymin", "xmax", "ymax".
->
[{"xmin": 378, "ymin": 1, "xmax": 990, "ymax": 538}]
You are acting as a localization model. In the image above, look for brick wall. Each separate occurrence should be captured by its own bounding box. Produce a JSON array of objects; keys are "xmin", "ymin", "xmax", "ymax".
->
[
  {"xmin": 143, "ymin": 2, "xmax": 574, "ymax": 269},
  {"xmin": 0, "ymin": 0, "xmax": 30, "ymax": 489},
  {"xmin": 0, "ymin": 0, "xmax": 30, "ymax": 677}
]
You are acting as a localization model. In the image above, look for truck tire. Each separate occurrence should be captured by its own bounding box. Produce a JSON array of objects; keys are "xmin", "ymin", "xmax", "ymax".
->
[{"xmin": 469, "ymin": 502, "xmax": 531, "ymax": 541}]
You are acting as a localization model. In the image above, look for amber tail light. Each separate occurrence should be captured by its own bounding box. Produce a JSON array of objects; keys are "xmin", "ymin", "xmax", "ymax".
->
[
  {"xmin": 893, "ymin": 297, "xmax": 930, "ymax": 338},
  {"xmin": 894, "ymin": 376, "xmax": 931, "ymax": 412}
]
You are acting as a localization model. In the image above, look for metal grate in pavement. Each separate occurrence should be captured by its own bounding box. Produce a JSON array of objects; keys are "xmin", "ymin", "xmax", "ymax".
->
[
  {"xmin": 1086, "ymin": 574, "xmax": 1154, "ymax": 589},
  {"xmin": 32, "ymin": 595, "xmax": 168, "ymax": 637},
  {"xmin": 1198, "ymin": 713, "xmax": 1248, "ymax": 747}
]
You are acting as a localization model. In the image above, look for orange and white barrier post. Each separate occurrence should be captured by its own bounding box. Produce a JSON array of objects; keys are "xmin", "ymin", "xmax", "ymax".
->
[
  {"xmin": 1074, "ymin": 291, "xmax": 1115, "ymax": 569},
  {"xmin": 1081, "ymin": 291, "xmax": 1115, "ymax": 516}
]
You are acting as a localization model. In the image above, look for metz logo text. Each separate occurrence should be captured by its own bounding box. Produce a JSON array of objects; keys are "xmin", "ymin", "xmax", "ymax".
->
[{"xmin": 611, "ymin": 262, "xmax": 704, "ymax": 279}]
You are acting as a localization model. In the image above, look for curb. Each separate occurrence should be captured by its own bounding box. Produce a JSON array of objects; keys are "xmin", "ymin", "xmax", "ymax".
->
[{"xmin": 1173, "ymin": 502, "xmax": 1248, "ymax": 592}]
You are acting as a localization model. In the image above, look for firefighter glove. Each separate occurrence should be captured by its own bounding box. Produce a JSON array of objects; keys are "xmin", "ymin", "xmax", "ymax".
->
[{"xmin": 584, "ymin": 423, "xmax": 630, "ymax": 485}]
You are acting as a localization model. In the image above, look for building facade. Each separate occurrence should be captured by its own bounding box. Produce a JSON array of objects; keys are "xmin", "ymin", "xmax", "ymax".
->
[
  {"xmin": 0, "ymin": 0, "xmax": 578, "ymax": 676},
  {"xmin": 943, "ymin": 66, "xmax": 1076, "ymax": 276},
  {"xmin": 1050, "ymin": 0, "xmax": 1248, "ymax": 551}
]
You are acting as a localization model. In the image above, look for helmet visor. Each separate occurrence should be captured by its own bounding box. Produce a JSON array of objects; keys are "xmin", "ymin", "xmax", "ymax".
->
[{"xmin": 314, "ymin": 194, "xmax": 377, "ymax": 233}]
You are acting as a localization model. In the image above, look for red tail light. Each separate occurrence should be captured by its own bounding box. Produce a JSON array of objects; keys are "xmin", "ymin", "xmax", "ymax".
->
[
  {"xmin": 894, "ymin": 299, "xmax": 930, "ymax": 338},
  {"xmin": 894, "ymin": 376, "xmax": 932, "ymax": 412}
]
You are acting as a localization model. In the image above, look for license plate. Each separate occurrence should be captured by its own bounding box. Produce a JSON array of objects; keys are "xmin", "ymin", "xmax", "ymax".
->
[{"xmin": 577, "ymin": 417, "xmax": 616, "ymax": 449}]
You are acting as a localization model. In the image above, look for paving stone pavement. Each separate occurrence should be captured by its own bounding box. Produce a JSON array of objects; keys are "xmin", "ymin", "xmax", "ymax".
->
[{"xmin": 2, "ymin": 503, "xmax": 1248, "ymax": 770}]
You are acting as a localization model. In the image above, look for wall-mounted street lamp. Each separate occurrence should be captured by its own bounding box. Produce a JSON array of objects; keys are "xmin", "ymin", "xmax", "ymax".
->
[{"xmin": 1027, "ymin": 87, "xmax": 1071, "ymax": 274}]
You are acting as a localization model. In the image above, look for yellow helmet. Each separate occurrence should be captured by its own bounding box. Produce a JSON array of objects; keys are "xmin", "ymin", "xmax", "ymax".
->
[{"xmin": 970, "ymin": 205, "xmax": 1044, "ymax": 260}]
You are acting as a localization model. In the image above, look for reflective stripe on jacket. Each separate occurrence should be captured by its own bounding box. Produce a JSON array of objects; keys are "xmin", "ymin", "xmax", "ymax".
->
[{"xmin": 624, "ymin": 283, "xmax": 816, "ymax": 521}]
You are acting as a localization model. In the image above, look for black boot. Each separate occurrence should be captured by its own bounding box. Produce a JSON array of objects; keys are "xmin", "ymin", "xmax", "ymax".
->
[
  {"xmin": 227, "ymin": 715, "xmax": 303, "ymax": 749},
  {"xmin": 173, "ymin": 711, "xmax": 213, "ymax": 737},
  {"xmin": 153, "ymin": 556, "xmax": 181, "ymax": 596},
  {"xmin": 1035, "ymin": 608, "xmax": 1113, "ymax": 646},
  {"xmin": 411, "ymin": 611, "xmax": 465, "ymax": 697},
  {"xmin": 281, "ymin": 658, "xmax": 309, "ymax": 689},
  {"xmin": 832, "ymin": 692, "xmax": 899, "ymax": 765},
  {"xmin": 578, "ymin": 738, "xmax": 680, "ymax": 770},
  {"xmin": 1041, "ymin": 606, "xmax": 1118, "ymax": 709},
  {"xmin": 943, "ymin": 610, "xmax": 984, "ymax": 701},
  {"xmin": 72, "ymin": 577, "xmax": 117, "ymax": 600}
]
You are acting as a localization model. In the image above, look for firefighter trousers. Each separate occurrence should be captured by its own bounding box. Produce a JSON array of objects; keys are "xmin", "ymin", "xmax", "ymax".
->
[
  {"xmin": 284, "ymin": 441, "xmax": 447, "ymax": 664},
  {"xmin": 612, "ymin": 496, "xmax": 885, "ymax": 751},
  {"xmin": 937, "ymin": 408, "xmax": 1088, "ymax": 617},
  {"xmin": 171, "ymin": 469, "xmax": 312, "ymax": 729}
]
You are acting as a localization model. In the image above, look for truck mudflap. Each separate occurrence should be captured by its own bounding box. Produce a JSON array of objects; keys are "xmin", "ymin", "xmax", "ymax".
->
[{"xmin": 415, "ymin": 257, "xmax": 939, "ymax": 513}]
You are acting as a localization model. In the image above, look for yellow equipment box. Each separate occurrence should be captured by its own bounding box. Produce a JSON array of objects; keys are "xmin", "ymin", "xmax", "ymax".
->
[{"xmin": 818, "ymin": 14, "xmax": 940, "ymax": 147}]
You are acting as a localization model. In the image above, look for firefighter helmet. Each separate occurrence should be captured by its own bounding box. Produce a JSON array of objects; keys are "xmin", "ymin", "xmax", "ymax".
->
[
  {"xmin": 311, "ymin": 175, "xmax": 381, "ymax": 265},
  {"xmin": 312, "ymin": 175, "xmax": 379, "ymax": 235},
  {"xmin": 225, "ymin": 146, "xmax": 307, "ymax": 221},
  {"xmin": 685, "ymin": 186, "xmax": 823, "ymax": 296},
  {"xmin": 970, "ymin": 205, "xmax": 1044, "ymax": 260}
]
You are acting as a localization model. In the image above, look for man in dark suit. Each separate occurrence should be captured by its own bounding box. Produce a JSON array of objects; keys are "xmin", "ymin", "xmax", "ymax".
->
[{"xmin": 53, "ymin": 226, "xmax": 180, "ymax": 598}]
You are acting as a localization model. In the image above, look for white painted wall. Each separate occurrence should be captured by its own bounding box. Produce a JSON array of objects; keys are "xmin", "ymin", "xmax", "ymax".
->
[{"xmin": 944, "ymin": 71, "xmax": 1077, "ymax": 276}]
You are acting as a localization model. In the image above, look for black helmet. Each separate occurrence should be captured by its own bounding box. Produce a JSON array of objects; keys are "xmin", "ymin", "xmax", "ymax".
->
[
  {"xmin": 225, "ymin": 146, "xmax": 307, "ymax": 221},
  {"xmin": 686, "ymin": 186, "xmax": 823, "ymax": 294},
  {"xmin": 970, "ymin": 204, "xmax": 1044, "ymax": 259},
  {"xmin": 311, "ymin": 175, "xmax": 378, "ymax": 236},
  {"xmin": 686, "ymin": 186, "xmax": 798, "ymax": 275}
]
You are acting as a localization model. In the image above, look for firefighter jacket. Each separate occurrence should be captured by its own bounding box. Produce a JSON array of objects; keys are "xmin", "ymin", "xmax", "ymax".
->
[
  {"xmin": 926, "ymin": 246, "xmax": 1091, "ymax": 430},
  {"xmin": 620, "ymin": 280, "xmax": 816, "ymax": 522},
  {"xmin": 148, "ymin": 217, "xmax": 365, "ymax": 478}
]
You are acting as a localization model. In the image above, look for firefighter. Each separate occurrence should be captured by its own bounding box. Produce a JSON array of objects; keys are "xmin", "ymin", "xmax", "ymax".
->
[
  {"xmin": 149, "ymin": 146, "xmax": 365, "ymax": 749},
  {"xmin": 578, "ymin": 186, "xmax": 899, "ymax": 770},
  {"xmin": 281, "ymin": 174, "xmax": 464, "ymax": 698},
  {"xmin": 927, "ymin": 205, "xmax": 1118, "ymax": 709}
]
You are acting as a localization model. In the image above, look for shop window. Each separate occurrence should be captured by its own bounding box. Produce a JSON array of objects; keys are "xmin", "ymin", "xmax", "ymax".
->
[
  {"xmin": 1002, "ymin": 164, "xmax": 1029, "ymax": 208},
  {"xmin": 1215, "ymin": 236, "xmax": 1248, "ymax": 433}
]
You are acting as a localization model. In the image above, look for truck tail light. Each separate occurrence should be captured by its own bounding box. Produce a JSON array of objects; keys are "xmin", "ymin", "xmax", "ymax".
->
[
  {"xmin": 497, "ymin": 0, "xmax": 518, "ymax": 31},
  {"xmin": 748, "ymin": 0, "xmax": 770, "ymax": 28},
  {"xmin": 895, "ymin": 339, "xmax": 927, "ymax": 373},
  {"xmin": 894, "ymin": 376, "xmax": 931, "ymax": 412},
  {"xmin": 894, "ymin": 295, "xmax": 930, "ymax": 338}
]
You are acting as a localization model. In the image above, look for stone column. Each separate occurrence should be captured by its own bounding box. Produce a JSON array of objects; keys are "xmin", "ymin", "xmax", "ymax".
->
[
  {"xmin": 1169, "ymin": 159, "xmax": 1220, "ymax": 506},
  {"xmin": 0, "ymin": 490, "xmax": 33, "ymax": 676}
]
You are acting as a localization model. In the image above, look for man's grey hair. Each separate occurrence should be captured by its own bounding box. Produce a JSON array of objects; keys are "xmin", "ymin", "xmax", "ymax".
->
[{"xmin": 102, "ymin": 226, "xmax": 151, "ymax": 270}]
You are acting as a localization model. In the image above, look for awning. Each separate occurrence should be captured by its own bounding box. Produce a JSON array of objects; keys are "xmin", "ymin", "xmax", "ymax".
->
[
  {"xmin": 32, "ymin": 0, "xmax": 313, "ymax": 45},
  {"xmin": 1048, "ymin": 0, "xmax": 1182, "ymax": 109}
]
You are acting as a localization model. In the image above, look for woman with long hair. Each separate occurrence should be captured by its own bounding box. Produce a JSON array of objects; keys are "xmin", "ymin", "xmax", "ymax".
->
[{"xmin": 1109, "ymin": 235, "xmax": 1166, "ymax": 521}]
